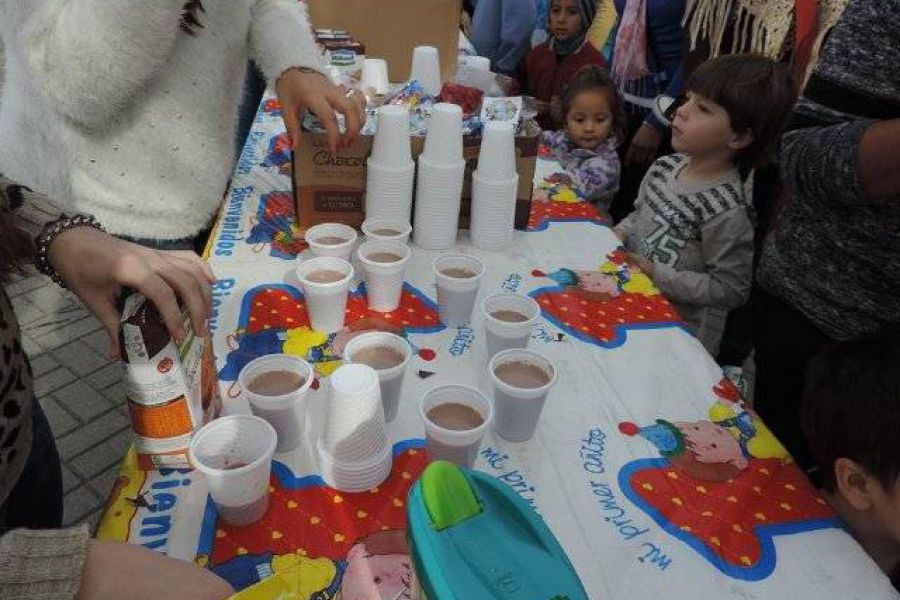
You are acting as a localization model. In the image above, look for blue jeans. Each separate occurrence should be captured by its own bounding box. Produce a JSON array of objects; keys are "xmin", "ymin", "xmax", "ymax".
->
[{"xmin": 0, "ymin": 402, "xmax": 63, "ymax": 532}]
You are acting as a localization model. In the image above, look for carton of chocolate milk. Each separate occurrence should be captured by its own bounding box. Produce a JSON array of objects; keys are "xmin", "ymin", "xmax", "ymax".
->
[{"xmin": 118, "ymin": 293, "xmax": 221, "ymax": 469}]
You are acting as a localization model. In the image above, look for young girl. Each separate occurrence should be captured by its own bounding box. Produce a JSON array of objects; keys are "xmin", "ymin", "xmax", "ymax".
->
[
  {"xmin": 520, "ymin": 0, "xmax": 607, "ymax": 128},
  {"xmin": 541, "ymin": 65, "xmax": 623, "ymax": 212}
]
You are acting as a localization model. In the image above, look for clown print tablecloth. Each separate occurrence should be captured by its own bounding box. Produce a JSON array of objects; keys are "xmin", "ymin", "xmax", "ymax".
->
[{"xmin": 96, "ymin": 93, "xmax": 897, "ymax": 599}]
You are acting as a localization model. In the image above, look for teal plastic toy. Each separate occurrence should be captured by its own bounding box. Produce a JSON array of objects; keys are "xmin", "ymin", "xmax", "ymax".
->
[{"xmin": 407, "ymin": 461, "xmax": 588, "ymax": 600}]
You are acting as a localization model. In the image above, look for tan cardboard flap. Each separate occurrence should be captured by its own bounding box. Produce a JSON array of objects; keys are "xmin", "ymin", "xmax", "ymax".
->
[{"xmin": 308, "ymin": 0, "xmax": 462, "ymax": 82}]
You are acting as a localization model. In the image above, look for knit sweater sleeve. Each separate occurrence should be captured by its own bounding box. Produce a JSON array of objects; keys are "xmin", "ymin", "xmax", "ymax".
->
[
  {"xmin": 652, "ymin": 207, "xmax": 754, "ymax": 310},
  {"xmin": 0, "ymin": 527, "xmax": 90, "ymax": 600},
  {"xmin": 9, "ymin": 0, "xmax": 186, "ymax": 130},
  {"xmin": 780, "ymin": 118, "xmax": 874, "ymax": 207},
  {"xmin": 248, "ymin": 0, "xmax": 327, "ymax": 86}
]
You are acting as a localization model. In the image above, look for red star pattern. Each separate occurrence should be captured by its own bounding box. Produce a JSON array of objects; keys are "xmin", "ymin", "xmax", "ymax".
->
[
  {"xmin": 627, "ymin": 458, "xmax": 834, "ymax": 569},
  {"xmin": 532, "ymin": 288, "xmax": 679, "ymax": 344},
  {"xmin": 209, "ymin": 448, "xmax": 427, "ymax": 564},
  {"xmin": 244, "ymin": 286, "xmax": 441, "ymax": 335},
  {"xmin": 527, "ymin": 200, "xmax": 609, "ymax": 230}
]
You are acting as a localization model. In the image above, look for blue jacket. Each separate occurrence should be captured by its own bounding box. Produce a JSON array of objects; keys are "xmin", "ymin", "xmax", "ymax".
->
[{"xmin": 470, "ymin": 0, "xmax": 538, "ymax": 76}]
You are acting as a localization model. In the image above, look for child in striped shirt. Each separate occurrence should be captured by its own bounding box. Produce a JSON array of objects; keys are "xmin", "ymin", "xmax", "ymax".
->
[
  {"xmin": 614, "ymin": 54, "xmax": 794, "ymax": 353},
  {"xmin": 541, "ymin": 65, "xmax": 623, "ymax": 213}
]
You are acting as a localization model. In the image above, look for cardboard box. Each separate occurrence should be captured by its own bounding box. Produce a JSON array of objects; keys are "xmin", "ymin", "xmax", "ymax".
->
[
  {"xmin": 292, "ymin": 131, "xmax": 539, "ymax": 231},
  {"xmin": 307, "ymin": 0, "xmax": 462, "ymax": 83}
]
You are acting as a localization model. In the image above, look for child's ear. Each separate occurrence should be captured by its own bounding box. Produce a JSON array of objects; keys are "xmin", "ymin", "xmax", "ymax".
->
[
  {"xmin": 835, "ymin": 457, "xmax": 877, "ymax": 511},
  {"xmin": 727, "ymin": 129, "xmax": 754, "ymax": 151}
]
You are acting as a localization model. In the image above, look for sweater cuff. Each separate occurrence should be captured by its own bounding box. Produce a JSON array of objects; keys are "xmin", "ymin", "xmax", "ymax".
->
[
  {"xmin": 0, "ymin": 526, "xmax": 90, "ymax": 600},
  {"xmin": 650, "ymin": 262, "xmax": 678, "ymax": 298},
  {"xmin": 250, "ymin": 0, "xmax": 327, "ymax": 87}
]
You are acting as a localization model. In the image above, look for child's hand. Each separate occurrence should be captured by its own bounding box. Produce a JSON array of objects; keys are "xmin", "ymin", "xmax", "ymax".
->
[{"xmin": 625, "ymin": 252, "xmax": 655, "ymax": 276}]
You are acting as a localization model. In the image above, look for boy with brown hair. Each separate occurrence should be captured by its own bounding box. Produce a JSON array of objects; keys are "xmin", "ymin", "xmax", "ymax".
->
[
  {"xmin": 615, "ymin": 54, "xmax": 795, "ymax": 353},
  {"xmin": 802, "ymin": 329, "xmax": 900, "ymax": 588}
]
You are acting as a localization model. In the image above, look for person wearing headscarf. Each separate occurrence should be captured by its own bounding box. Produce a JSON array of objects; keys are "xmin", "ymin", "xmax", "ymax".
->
[{"xmin": 520, "ymin": 0, "xmax": 607, "ymax": 129}]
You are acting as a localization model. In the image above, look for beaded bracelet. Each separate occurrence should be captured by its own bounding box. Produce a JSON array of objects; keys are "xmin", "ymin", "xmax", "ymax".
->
[{"xmin": 35, "ymin": 214, "xmax": 105, "ymax": 288}]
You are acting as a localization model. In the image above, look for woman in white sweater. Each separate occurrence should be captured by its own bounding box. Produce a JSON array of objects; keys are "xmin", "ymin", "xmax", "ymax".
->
[{"xmin": 0, "ymin": 0, "xmax": 363, "ymax": 248}]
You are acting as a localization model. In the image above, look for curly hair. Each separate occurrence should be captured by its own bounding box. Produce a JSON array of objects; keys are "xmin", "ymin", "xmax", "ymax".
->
[{"xmin": 559, "ymin": 64, "xmax": 626, "ymax": 142}]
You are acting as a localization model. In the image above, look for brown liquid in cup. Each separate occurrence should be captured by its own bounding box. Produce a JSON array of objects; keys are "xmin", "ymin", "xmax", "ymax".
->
[
  {"xmin": 305, "ymin": 269, "xmax": 346, "ymax": 283},
  {"xmin": 315, "ymin": 235, "xmax": 349, "ymax": 246},
  {"xmin": 427, "ymin": 402, "xmax": 484, "ymax": 431},
  {"xmin": 246, "ymin": 370, "xmax": 306, "ymax": 396},
  {"xmin": 352, "ymin": 345, "xmax": 405, "ymax": 370},
  {"xmin": 491, "ymin": 309, "xmax": 529, "ymax": 323},
  {"xmin": 367, "ymin": 252, "xmax": 403, "ymax": 263},
  {"xmin": 440, "ymin": 267, "xmax": 476, "ymax": 279},
  {"xmin": 372, "ymin": 228, "xmax": 401, "ymax": 236},
  {"xmin": 494, "ymin": 361, "xmax": 551, "ymax": 389}
]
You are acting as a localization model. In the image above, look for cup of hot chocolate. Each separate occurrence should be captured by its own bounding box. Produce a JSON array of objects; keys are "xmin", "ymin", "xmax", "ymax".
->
[
  {"xmin": 489, "ymin": 349, "xmax": 557, "ymax": 442},
  {"xmin": 305, "ymin": 223, "xmax": 358, "ymax": 262},
  {"xmin": 296, "ymin": 257, "xmax": 354, "ymax": 333},
  {"xmin": 238, "ymin": 354, "xmax": 314, "ymax": 452},
  {"xmin": 344, "ymin": 331, "xmax": 412, "ymax": 423},
  {"xmin": 481, "ymin": 292, "xmax": 542, "ymax": 359},
  {"xmin": 357, "ymin": 239, "xmax": 411, "ymax": 312},
  {"xmin": 188, "ymin": 415, "xmax": 277, "ymax": 527},
  {"xmin": 420, "ymin": 384, "xmax": 492, "ymax": 467},
  {"xmin": 432, "ymin": 254, "xmax": 485, "ymax": 327},
  {"xmin": 361, "ymin": 218, "xmax": 412, "ymax": 244}
]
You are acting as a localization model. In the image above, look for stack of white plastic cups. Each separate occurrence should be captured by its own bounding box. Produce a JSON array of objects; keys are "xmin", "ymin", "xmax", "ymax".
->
[
  {"xmin": 361, "ymin": 58, "xmax": 390, "ymax": 95},
  {"xmin": 357, "ymin": 239, "xmax": 412, "ymax": 312},
  {"xmin": 318, "ymin": 364, "xmax": 393, "ymax": 492},
  {"xmin": 471, "ymin": 121, "xmax": 519, "ymax": 251},
  {"xmin": 410, "ymin": 45, "xmax": 442, "ymax": 96},
  {"xmin": 366, "ymin": 105, "xmax": 415, "ymax": 222},
  {"xmin": 413, "ymin": 103, "xmax": 466, "ymax": 250}
]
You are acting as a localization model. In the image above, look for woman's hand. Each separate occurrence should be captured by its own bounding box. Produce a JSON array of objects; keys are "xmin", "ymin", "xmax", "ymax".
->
[
  {"xmin": 276, "ymin": 67, "xmax": 367, "ymax": 155},
  {"xmin": 625, "ymin": 122, "xmax": 663, "ymax": 166},
  {"xmin": 76, "ymin": 539, "xmax": 234, "ymax": 600},
  {"xmin": 48, "ymin": 226, "xmax": 215, "ymax": 359}
]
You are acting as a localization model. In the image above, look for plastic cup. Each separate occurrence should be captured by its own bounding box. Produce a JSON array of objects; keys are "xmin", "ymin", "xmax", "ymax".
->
[
  {"xmin": 296, "ymin": 257, "xmax": 354, "ymax": 333},
  {"xmin": 344, "ymin": 331, "xmax": 412, "ymax": 422},
  {"xmin": 489, "ymin": 349, "xmax": 558, "ymax": 442},
  {"xmin": 413, "ymin": 157, "xmax": 465, "ymax": 250},
  {"xmin": 318, "ymin": 364, "xmax": 393, "ymax": 492},
  {"xmin": 371, "ymin": 105, "xmax": 413, "ymax": 169},
  {"xmin": 365, "ymin": 159, "xmax": 415, "ymax": 222},
  {"xmin": 357, "ymin": 239, "xmax": 411, "ymax": 312},
  {"xmin": 420, "ymin": 385, "xmax": 492, "ymax": 467},
  {"xmin": 238, "ymin": 354, "xmax": 314, "ymax": 452},
  {"xmin": 466, "ymin": 55, "xmax": 491, "ymax": 71},
  {"xmin": 361, "ymin": 218, "xmax": 412, "ymax": 244},
  {"xmin": 470, "ymin": 170, "xmax": 518, "ymax": 251},
  {"xmin": 189, "ymin": 415, "xmax": 277, "ymax": 527},
  {"xmin": 422, "ymin": 103, "xmax": 463, "ymax": 164},
  {"xmin": 305, "ymin": 223, "xmax": 358, "ymax": 262},
  {"xmin": 477, "ymin": 120, "xmax": 517, "ymax": 180},
  {"xmin": 410, "ymin": 45, "xmax": 442, "ymax": 96},
  {"xmin": 481, "ymin": 293, "xmax": 541, "ymax": 359},
  {"xmin": 362, "ymin": 58, "xmax": 390, "ymax": 95},
  {"xmin": 432, "ymin": 255, "xmax": 485, "ymax": 327}
]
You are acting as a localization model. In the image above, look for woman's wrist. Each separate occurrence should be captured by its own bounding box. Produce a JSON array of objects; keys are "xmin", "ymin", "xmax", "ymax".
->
[{"xmin": 35, "ymin": 214, "xmax": 105, "ymax": 288}]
